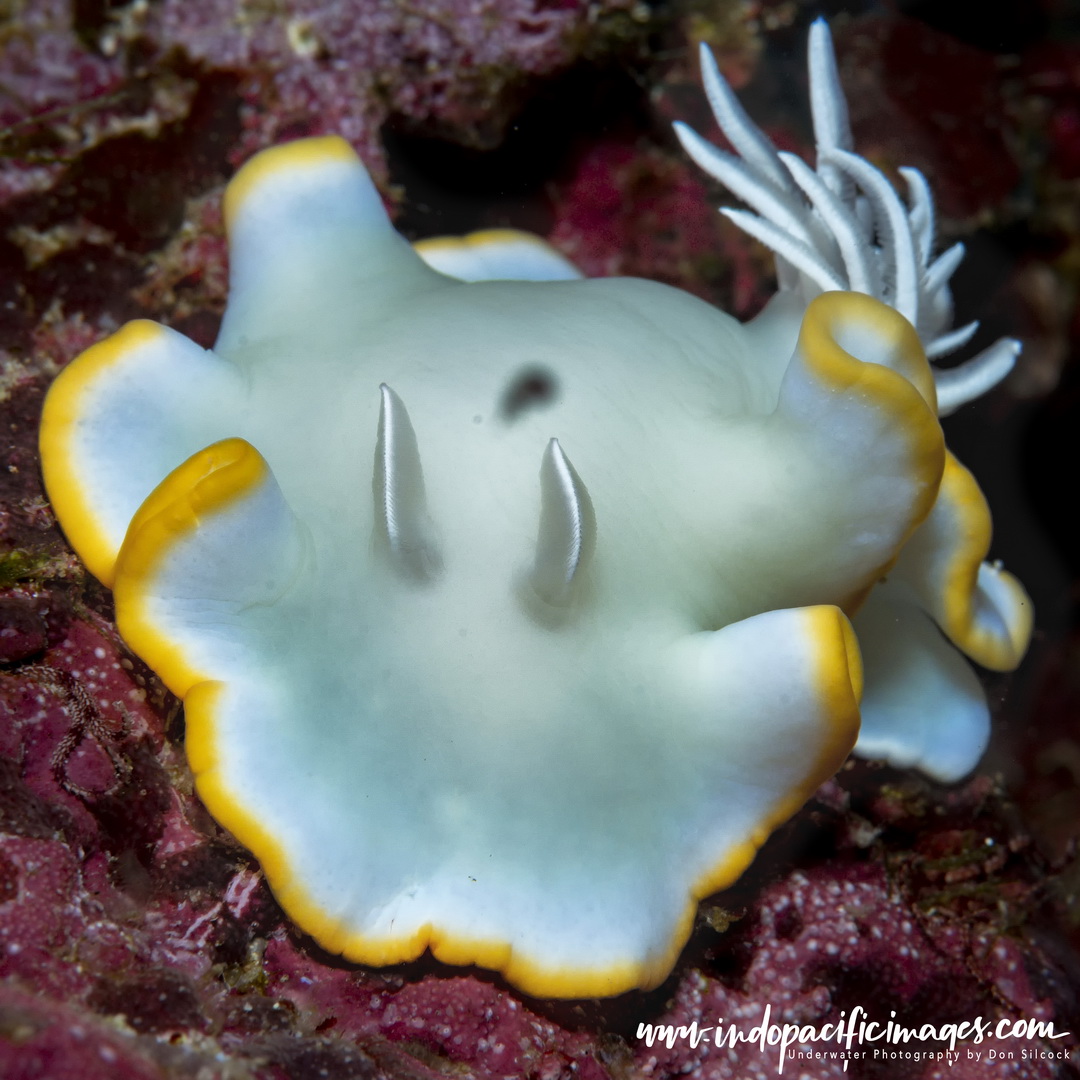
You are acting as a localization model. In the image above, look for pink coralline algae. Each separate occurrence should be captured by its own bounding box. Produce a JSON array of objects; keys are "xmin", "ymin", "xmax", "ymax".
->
[
  {"xmin": 262, "ymin": 940, "xmax": 615, "ymax": 1080},
  {"xmin": 3, "ymin": 0, "xmax": 1080, "ymax": 1077},
  {"xmin": 0, "ymin": 0, "xmax": 132, "ymax": 204},
  {"xmin": 0, "ymin": 0, "xmax": 643, "ymax": 201},
  {"xmin": 547, "ymin": 141, "xmax": 776, "ymax": 316},
  {"xmin": 0, "ymin": 0, "xmax": 647, "ymax": 368},
  {"xmin": 136, "ymin": 0, "xmax": 640, "ymax": 165},
  {"xmin": 637, "ymin": 857, "xmax": 1073, "ymax": 1080},
  {"xmin": 832, "ymin": 16, "xmax": 1021, "ymax": 221}
]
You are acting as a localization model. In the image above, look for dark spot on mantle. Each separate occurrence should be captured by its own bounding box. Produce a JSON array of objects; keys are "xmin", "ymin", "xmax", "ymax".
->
[{"xmin": 500, "ymin": 365, "xmax": 559, "ymax": 420}]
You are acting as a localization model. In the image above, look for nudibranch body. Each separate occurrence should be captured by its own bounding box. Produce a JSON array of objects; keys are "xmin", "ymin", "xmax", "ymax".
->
[{"xmin": 39, "ymin": 22, "xmax": 1031, "ymax": 998}]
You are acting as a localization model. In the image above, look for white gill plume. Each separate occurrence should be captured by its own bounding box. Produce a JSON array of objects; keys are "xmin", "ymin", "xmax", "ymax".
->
[{"xmin": 673, "ymin": 17, "xmax": 1021, "ymax": 416}]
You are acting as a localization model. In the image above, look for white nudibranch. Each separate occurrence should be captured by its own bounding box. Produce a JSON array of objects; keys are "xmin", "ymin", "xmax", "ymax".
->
[{"xmin": 39, "ymin": 19, "xmax": 1031, "ymax": 998}]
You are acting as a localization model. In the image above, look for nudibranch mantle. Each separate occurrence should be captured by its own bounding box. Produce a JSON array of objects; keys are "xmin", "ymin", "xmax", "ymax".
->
[{"xmin": 39, "ymin": 23, "xmax": 1031, "ymax": 998}]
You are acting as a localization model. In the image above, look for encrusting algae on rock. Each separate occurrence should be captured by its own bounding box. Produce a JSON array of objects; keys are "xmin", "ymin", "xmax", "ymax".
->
[{"xmin": 36, "ymin": 19, "xmax": 1031, "ymax": 998}]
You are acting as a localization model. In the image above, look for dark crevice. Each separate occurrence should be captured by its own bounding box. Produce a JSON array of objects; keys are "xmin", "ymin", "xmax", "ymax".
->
[
  {"xmin": 0, "ymin": 66, "xmax": 243, "ymax": 353},
  {"xmin": 383, "ymin": 61, "xmax": 656, "ymax": 241},
  {"xmin": 896, "ymin": 0, "xmax": 1049, "ymax": 53},
  {"xmin": 71, "ymin": 0, "xmax": 121, "ymax": 52}
]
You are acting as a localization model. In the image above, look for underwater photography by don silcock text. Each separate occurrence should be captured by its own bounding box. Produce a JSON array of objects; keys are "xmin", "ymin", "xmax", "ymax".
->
[{"xmin": 1, "ymin": 0, "xmax": 1080, "ymax": 1077}]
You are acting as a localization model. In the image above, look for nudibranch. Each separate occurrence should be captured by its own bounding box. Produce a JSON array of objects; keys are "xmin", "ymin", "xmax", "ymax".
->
[{"xmin": 39, "ymin": 21, "xmax": 1031, "ymax": 997}]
